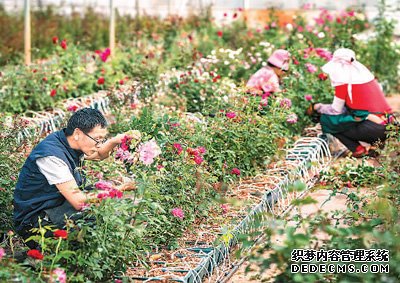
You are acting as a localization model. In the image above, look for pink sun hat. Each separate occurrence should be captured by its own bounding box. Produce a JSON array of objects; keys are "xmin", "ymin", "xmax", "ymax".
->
[
  {"xmin": 321, "ymin": 48, "xmax": 374, "ymax": 101},
  {"xmin": 267, "ymin": 49, "xmax": 290, "ymax": 71}
]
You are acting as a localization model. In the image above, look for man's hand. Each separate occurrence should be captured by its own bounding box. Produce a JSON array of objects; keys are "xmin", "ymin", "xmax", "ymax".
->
[
  {"xmin": 117, "ymin": 182, "xmax": 136, "ymax": 192},
  {"xmin": 110, "ymin": 131, "xmax": 141, "ymax": 145},
  {"xmin": 110, "ymin": 134, "xmax": 127, "ymax": 145},
  {"xmin": 56, "ymin": 180, "xmax": 87, "ymax": 210}
]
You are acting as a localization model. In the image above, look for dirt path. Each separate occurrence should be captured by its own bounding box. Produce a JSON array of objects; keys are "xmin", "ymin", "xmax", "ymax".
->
[{"xmin": 226, "ymin": 94, "xmax": 400, "ymax": 283}]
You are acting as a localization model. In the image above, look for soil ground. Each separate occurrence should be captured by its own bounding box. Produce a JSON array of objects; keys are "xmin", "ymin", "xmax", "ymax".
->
[{"xmin": 227, "ymin": 94, "xmax": 400, "ymax": 283}]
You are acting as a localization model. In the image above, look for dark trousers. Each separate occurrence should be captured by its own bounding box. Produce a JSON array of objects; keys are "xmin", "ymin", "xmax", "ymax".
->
[
  {"xmin": 18, "ymin": 200, "xmax": 81, "ymax": 249},
  {"xmin": 333, "ymin": 120, "xmax": 387, "ymax": 152}
]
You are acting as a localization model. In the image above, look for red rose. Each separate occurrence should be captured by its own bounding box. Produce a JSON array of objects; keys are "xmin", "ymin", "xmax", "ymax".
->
[
  {"xmin": 217, "ymin": 31, "xmax": 223, "ymax": 37},
  {"xmin": 52, "ymin": 36, "xmax": 58, "ymax": 44},
  {"xmin": 42, "ymin": 77, "xmax": 47, "ymax": 82},
  {"xmin": 231, "ymin": 168, "xmax": 241, "ymax": 176},
  {"xmin": 318, "ymin": 73, "xmax": 328, "ymax": 80},
  {"xmin": 173, "ymin": 143, "xmax": 183, "ymax": 155},
  {"xmin": 233, "ymin": 13, "xmax": 237, "ymax": 19},
  {"xmin": 97, "ymin": 77, "xmax": 105, "ymax": 85},
  {"xmin": 27, "ymin": 249, "xmax": 44, "ymax": 260},
  {"xmin": 187, "ymin": 148, "xmax": 199, "ymax": 157},
  {"xmin": 67, "ymin": 105, "xmax": 78, "ymax": 112},
  {"xmin": 119, "ymin": 79, "xmax": 124, "ymax": 85},
  {"xmin": 50, "ymin": 89, "xmax": 57, "ymax": 97},
  {"xmin": 54, "ymin": 229, "xmax": 68, "ymax": 239},
  {"xmin": 60, "ymin": 39, "xmax": 67, "ymax": 50}
]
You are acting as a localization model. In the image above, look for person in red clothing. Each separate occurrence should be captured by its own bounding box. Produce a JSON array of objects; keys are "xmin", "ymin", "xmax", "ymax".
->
[{"xmin": 312, "ymin": 48, "xmax": 393, "ymax": 157}]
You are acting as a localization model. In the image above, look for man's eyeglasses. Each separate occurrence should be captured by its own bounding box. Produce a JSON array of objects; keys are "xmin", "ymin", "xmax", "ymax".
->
[{"xmin": 82, "ymin": 131, "xmax": 107, "ymax": 146}]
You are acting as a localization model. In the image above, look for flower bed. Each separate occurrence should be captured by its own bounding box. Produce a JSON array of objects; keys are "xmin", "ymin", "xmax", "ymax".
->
[{"xmin": 1, "ymin": 3, "xmax": 399, "ymax": 282}]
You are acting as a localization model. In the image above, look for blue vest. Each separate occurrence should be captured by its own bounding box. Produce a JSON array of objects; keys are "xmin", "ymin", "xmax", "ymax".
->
[{"xmin": 14, "ymin": 129, "xmax": 85, "ymax": 232}]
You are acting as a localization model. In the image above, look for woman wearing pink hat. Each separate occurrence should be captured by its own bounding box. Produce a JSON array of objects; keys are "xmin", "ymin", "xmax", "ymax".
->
[
  {"xmin": 311, "ymin": 48, "xmax": 393, "ymax": 157},
  {"xmin": 246, "ymin": 49, "xmax": 290, "ymax": 94}
]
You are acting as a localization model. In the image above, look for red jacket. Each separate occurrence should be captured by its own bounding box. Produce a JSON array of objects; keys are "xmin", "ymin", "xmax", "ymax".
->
[{"xmin": 335, "ymin": 79, "xmax": 392, "ymax": 114}]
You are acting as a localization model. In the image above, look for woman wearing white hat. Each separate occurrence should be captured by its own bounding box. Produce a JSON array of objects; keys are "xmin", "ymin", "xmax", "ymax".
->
[{"xmin": 311, "ymin": 48, "xmax": 393, "ymax": 157}]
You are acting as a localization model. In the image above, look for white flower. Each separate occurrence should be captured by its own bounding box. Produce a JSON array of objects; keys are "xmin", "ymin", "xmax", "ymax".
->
[
  {"xmin": 317, "ymin": 32, "xmax": 325, "ymax": 38},
  {"xmin": 297, "ymin": 33, "xmax": 304, "ymax": 39},
  {"xmin": 286, "ymin": 23, "xmax": 293, "ymax": 31},
  {"xmin": 262, "ymin": 61, "xmax": 267, "ymax": 66},
  {"xmin": 259, "ymin": 41, "xmax": 271, "ymax": 47},
  {"xmin": 355, "ymin": 13, "xmax": 365, "ymax": 21}
]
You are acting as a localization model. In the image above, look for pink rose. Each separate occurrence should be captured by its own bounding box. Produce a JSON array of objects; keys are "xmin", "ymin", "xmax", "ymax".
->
[
  {"xmin": 194, "ymin": 155, "xmax": 204, "ymax": 165},
  {"xmin": 0, "ymin": 247, "xmax": 5, "ymax": 260},
  {"xmin": 286, "ymin": 113, "xmax": 298, "ymax": 124},
  {"xmin": 95, "ymin": 181, "xmax": 114, "ymax": 191},
  {"xmin": 304, "ymin": 94, "xmax": 313, "ymax": 101},
  {"xmin": 280, "ymin": 98, "xmax": 292, "ymax": 109},
  {"xmin": 138, "ymin": 140, "xmax": 161, "ymax": 165},
  {"xmin": 220, "ymin": 204, "xmax": 230, "ymax": 214},
  {"xmin": 171, "ymin": 207, "xmax": 184, "ymax": 219},
  {"xmin": 226, "ymin": 112, "xmax": 236, "ymax": 119},
  {"xmin": 197, "ymin": 146, "xmax": 206, "ymax": 154},
  {"xmin": 305, "ymin": 63, "xmax": 318, "ymax": 73}
]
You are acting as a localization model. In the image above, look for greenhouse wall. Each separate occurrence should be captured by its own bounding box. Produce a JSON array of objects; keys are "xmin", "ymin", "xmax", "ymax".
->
[{"xmin": 1, "ymin": 0, "xmax": 399, "ymax": 33}]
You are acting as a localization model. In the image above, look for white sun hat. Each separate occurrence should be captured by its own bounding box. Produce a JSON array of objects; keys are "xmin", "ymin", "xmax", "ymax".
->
[{"xmin": 321, "ymin": 48, "xmax": 374, "ymax": 102}]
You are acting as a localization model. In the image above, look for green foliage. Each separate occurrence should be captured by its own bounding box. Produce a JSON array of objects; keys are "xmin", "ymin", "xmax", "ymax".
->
[
  {"xmin": 0, "ymin": 116, "xmax": 25, "ymax": 233},
  {"xmin": 356, "ymin": 0, "xmax": 400, "ymax": 93},
  {"xmin": 72, "ymin": 197, "xmax": 148, "ymax": 281},
  {"xmin": 204, "ymin": 93, "xmax": 291, "ymax": 180},
  {"xmin": 248, "ymin": 136, "xmax": 400, "ymax": 283}
]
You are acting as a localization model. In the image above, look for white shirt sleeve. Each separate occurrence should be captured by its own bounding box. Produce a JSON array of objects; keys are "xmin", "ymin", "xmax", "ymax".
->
[
  {"xmin": 36, "ymin": 156, "xmax": 75, "ymax": 185},
  {"xmin": 331, "ymin": 96, "xmax": 345, "ymax": 113},
  {"xmin": 315, "ymin": 97, "xmax": 346, "ymax": 115}
]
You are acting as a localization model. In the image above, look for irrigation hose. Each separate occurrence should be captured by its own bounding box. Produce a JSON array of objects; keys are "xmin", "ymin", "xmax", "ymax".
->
[{"xmin": 215, "ymin": 148, "xmax": 345, "ymax": 283}]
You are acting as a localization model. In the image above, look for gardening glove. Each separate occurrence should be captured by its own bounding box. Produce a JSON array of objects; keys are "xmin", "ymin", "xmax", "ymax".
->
[
  {"xmin": 305, "ymin": 103, "xmax": 321, "ymax": 123},
  {"xmin": 305, "ymin": 103, "xmax": 316, "ymax": 116}
]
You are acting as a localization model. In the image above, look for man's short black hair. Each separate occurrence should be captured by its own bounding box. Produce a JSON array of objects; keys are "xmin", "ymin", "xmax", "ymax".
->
[{"xmin": 65, "ymin": 108, "xmax": 108, "ymax": 136}]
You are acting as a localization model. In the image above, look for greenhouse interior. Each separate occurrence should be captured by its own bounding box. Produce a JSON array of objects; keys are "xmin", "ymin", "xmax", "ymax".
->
[{"xmin": 0, "ymin": 0, "xmax": 399, "ymax": 282}]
